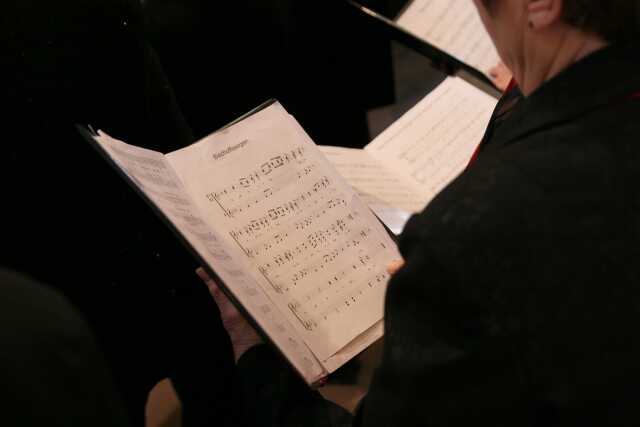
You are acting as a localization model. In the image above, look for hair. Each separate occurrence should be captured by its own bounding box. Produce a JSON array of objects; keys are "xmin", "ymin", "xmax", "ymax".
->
[
  {"xmin": 562, "ymin": 0, "xmax": 639, "ymax": 43},
  {"xmin": 479, "ymin": 0, "xmax": 639, "ymax": 43}
]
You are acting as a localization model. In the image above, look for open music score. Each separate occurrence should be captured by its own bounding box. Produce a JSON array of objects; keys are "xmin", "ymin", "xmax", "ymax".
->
[
  {"xmin": 86, "ymin": 101, "xmax": 399, "ymax": 384},
  {"xmin": 165, "ymin": 115, "xmax": 398, "ymax": 359}
]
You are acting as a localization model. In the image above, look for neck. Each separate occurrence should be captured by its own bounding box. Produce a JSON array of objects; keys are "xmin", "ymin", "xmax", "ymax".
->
[{"xmin": 517, "ymin": 30, "xmax": 608, "ymax": 96}]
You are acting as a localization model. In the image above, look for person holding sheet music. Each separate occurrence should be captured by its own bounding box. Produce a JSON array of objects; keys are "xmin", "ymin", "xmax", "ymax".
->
[{"xmin": 200, "ymin": 1, "xmax": 640, "ymax": 425}]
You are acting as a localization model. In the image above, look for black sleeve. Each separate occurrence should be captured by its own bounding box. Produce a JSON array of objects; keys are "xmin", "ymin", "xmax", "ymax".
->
[
  {"xmin": 234, "ymin": 346, "xmax": 354, "ymax": 427},
  {"xmin": 231, "ymin": 243, "xmax": 532, "ymax": 427},
  {"xmin": 357, "ymin": 245, "xmax": 533, "ymax": 426},
  {"xmin": 229, "ymin": 164, "xmax": 539, "ymax": 426}
]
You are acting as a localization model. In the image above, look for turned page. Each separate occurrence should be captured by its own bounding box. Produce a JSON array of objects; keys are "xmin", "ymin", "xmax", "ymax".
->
[
  {"xmin": 318, "ymin": 146, "xmax": 420, "ymax": 235},
  {"xmin": 91, "ymin": 132, "xmax": 326, "ymax": 383},
  {"xmin": 365, "ymin": 76, "xmax": 497, "ymax": 210},
  {"xmin": 396, "ymin": 0, "xmax": 500, "ymax": 77},
  {"xmin": 166, "ymin": 103, "xmax": 400, "ymax": 364},
  {"xmin": 321, "ymin": 77, "xmax": 496, "ymax": 233}
]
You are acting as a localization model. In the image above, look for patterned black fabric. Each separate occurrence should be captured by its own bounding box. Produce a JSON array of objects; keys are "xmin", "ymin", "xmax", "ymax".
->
[{"xmin": 234, "ymin": 42, "xmax": 640, "ymax": 426}]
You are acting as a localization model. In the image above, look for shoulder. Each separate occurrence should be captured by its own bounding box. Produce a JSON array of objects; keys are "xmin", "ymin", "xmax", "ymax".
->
[
  {"xmin": 399, "ymin": 153, "xmax": 541, "ymax": 260},
  {"xmin": 403, "ymin": 97, "xmax": 640, "ymax": 251},
  {"xmin": 394, "ymin": 102, "xmax": 640, "ymax": 324}
]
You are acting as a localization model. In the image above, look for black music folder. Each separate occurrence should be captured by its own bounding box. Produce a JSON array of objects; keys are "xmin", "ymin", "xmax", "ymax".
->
[
  {"xmin": 79, "ymin": 69, "xmax": 501, "ymax": 386},
  {"xmin": 79, "ymin": 100, "xmax": 399, "ymax": 386}
]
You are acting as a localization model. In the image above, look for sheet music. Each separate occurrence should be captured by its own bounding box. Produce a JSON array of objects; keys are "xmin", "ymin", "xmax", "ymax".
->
[
  {"xmin": 319, "ymin": 146, "xmax": 419, "ymax": 234},
  {"xmin": 322, "ymin": 320, "xmax": 384, "ymax": 373},
  {"xmin": 366, "ymin": 77, "xmax": 497, "ymax": 208},
  {"xmin": 93, "ymin": 132, "xmax": 326, "ymax": 382},
  {"xmin": 166, "ymin": 104, "xmax": 399, "ymax": 362},
  {"xmin": 397, "ymin": 0, "xmax": 501, "ymax": 76}
]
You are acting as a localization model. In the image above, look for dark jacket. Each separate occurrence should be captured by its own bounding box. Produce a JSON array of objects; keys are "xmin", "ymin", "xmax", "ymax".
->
[
  {"xmin": 1, "ymin": 1, "xmax": 233, "ymax": 425},
  {"xmin": 233, "ymin": 42, "xmax": 640, "ymax": 426}
]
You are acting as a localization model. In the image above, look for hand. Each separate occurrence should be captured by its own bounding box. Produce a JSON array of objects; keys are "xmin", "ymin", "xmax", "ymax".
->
[
  {"xmin": 196, "ymin": 268, "xmax": 263, "ymax": 362},
  {"xmin": 387, "ymin": 260, "xmax": 405, "ymax": 276},
  {"xmin": 489, "ymin": 62, "xmax": 513, "ymax": 92}
]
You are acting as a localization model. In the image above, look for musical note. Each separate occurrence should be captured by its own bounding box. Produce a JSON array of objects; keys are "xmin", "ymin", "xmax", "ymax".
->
[
  {"xmin": 205, "ymin": 147, "xmax": 309, "ymax": 218},
  {"xmin": 288, "ymin": 300, "xmax": 318, "ymax": 331},
  {"xmin": 157, "ymin": 103, "xmax": 401, "ymax": 363},
  {"xmin": 227, "ymin": 175, "xmax": 334, "ymax": 245}
]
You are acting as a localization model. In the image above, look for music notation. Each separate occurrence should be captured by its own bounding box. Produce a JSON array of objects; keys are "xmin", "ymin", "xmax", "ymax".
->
[
  {"xmin": 206, "ymin": 147, "xmax": 308, "ymax": 217},
  {"xmin": 288, "ymin": 301, "xmax": 318, "ymax": 331},
  {"xmin": 95, "ymin": 105, "xmax": 400, "ymax": 382},
  {"xmin": 155, "ymin": 101, "xmax": 399, "ymax": 358},
  {"xmin": 256, "ymin": 213, "xmax": 357, "ymax": 273},
  {"xmin": 112, "ymin": 146, "xmax": 180, "ymax": 190},
  {"xmin": 253, "ymin": 222, "xmax": 386, "ymax": 331},
  {"xmin": 364, "ymin": 77, "xmax": 496, "ymax": 212},
  {"xmin": 197, "ymin": 139, "xmax": 395, "ymax": 334},
  {"xmin": 396, "ymin": 0, "xmax": 501, "ymax": 77},
  {"xmin": 320, "ymin": 271, "xmax": 389, "ymax": 319},
  {"xmin": 107, "ymin": 142, "xmax": 242, "ymax": 268},
  {"xmin": 227, "ymin": 175, "xmax": 333, "ymax": 246}
]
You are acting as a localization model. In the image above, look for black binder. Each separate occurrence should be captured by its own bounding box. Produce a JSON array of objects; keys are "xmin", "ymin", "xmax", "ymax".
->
[
  {"xmin": 76, "ymin": 100, "xmax": 331, "ymax": 387},
  {"xmin": 77, "ymin": 98, "xmax": 398, "ymax": 387}
]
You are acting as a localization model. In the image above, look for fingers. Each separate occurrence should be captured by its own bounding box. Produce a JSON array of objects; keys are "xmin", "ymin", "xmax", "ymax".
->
[
  {"xmin": 196, "ymin": 267, "xmax": 213, "ymax": 284},
  {"xmin": 490, "ymin": 62, "xmax": 507, "ymax": 75},
  {"xmin": 196, "ymin": 268, "xmax": 224, "ymax": 298},
  {"xmin": 196, "ymin": 268, "xmax": 239, "ymax": 318},
  {"xmin": 488, "ymin": 62, "xmax": 513, "ymax": 92},
  {"xmin": 197, "ymin": 267, "xmax": 223, "ymax": 300},
  {"xmin": 195, "ymin": 267, "xmax": 263, "ymax": 361},
  {"xmin": 387, "ymin": 260, "xmax": 405, "ymax": 276}
]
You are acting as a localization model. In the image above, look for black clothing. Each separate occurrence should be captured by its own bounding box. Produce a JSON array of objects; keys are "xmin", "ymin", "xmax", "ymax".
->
[
  {"xmin": 0, "ymin": 268, "xmax": 132, "ymax": 427},
  {"xmin": 142, "ymin": 0, "xmax": 284, "ymax": 140},
  {"xmin": 2, "ymin": 1, "xmax": 233, "ymax": 425},
  {"xmin": 233, "ymin": 42, "xmax": 640, "ymax": 426},
  {"xmin": 143, "ymin": 0, "xmax": 395, "ymax": 146}
]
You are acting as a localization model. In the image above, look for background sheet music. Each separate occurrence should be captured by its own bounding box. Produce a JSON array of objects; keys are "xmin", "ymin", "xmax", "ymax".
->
[
  {"xmin": 321, "ymin": 77, "xmax": 497, "ymax": 233},
  {"xmin": 396, "ymin": 0, "xmax": 501, "ymax": 78}
]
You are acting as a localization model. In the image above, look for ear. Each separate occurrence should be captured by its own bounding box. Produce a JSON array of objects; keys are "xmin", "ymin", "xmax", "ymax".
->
[{"xmin": 527, "ymin": 0, "xmax": 563, "ymax": 30}]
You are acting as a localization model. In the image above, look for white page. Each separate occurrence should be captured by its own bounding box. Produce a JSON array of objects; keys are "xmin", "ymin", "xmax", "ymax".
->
[
  {"xmin": 397, "ymin": 0, "xmax": 500, "ymax": 77},
  {"xmin": 366, "ymin": 77, "xmax": 497, "ymax": 208},
  {"xmin": 322, "ymin": 320, "xmax": 384, "ymax": 373},
  {"xmin": 318, "ymin": 146, "xmax": 423, "ymax": 213},
  {"xmin": 93, "ymin": 132, "xmax": 326, "ymax": 383},
  {"xmin": 167, "ymin": 103, "xmax": 400, "ymax": 363},
  {"xmin": 319, "ymin": 146, "xmax": 418, "ymax": 235}
]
